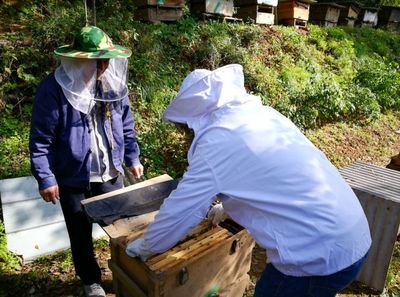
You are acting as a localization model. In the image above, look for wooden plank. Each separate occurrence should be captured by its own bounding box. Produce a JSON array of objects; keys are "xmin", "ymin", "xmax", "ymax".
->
[
  {"xmin": 280, "ymin": 18, "xmax": 308, "ymax": 27},
  {"xmin": 149, "ymin": 229, "xmax": 231, "ymax": 271},
  {"xmin": 146, "ymin": 221, "xmax": 216, "ymax": 265},
  {"xmin": 109, "ymin": 260, "xmax": 148, "ymax": 297},
  {"xmin": 278, "ymin": 0, "xmax": 310, "ymax": 21},
  {"xmin": 81, "ymin": 176, "xmax": 178, "ymax": 226},
  {"xmin": 110, "ymin": 240, "xmax": 158, "ymax": 295},
  {"xmin": 82, "ymin": 174, "xmax": 173, "ymax": 204},
  {"xmin": 103, "ymin": 211, "xmax": 158, "ymax": 240},
  {"xmin": 160, "ymin": 230, "xmax": 255, "ymax": 297},
  {"xmin": 218, "ymin": 274, "xmax": 250, "ymax": 297}
]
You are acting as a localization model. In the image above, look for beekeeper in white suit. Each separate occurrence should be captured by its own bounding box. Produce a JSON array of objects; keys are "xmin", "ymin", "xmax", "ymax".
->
[{"xmin": 126, "ymin": 64, "xmax": 371, "ymax": 297}]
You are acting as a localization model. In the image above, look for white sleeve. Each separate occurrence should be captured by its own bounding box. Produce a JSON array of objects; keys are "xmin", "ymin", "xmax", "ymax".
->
[{"xmin": 143, "ymin": 146, "xmax": 219, "ymax": 253}]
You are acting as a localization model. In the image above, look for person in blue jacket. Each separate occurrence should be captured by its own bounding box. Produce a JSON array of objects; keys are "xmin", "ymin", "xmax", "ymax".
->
[{"xmin": 29, "ymin": 26, "xmax": 143, "ymax": 297}]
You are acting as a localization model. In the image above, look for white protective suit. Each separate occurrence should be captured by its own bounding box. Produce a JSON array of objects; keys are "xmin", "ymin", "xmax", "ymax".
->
[{"xmin": 129, "ymin": 64, "xmax": 371, "ymax": 276}]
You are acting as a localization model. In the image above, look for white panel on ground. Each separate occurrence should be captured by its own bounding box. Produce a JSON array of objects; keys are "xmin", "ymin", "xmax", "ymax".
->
[{"xmin": 0, "ymin": 176, "xmax": 107, "ymax": 262}]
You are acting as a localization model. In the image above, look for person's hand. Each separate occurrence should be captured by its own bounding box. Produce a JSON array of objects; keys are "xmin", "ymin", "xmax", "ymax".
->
[
  {"xmin": 130, "ymin": 164, "xmax": 144, "ymax": 179},
  {"xmin": 125, "ymin": 237, "xmax": 154, "ymax": 261},
  {"xmin": 207, "ymin": 203, "xmax": 228, "ymax": 225},
  {"xmin": 39, "ymin": 185, "xmax": 59, "ymax": 205}
]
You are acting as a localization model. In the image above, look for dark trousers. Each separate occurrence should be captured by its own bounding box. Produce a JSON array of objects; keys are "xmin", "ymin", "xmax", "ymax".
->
[
  {"xmin": 59, "ymin": 175, "xmax": 123, "ymax": 285},
  {"xmin": 254, "ymin": 253, "xmax": 368, "ymax": 297}
]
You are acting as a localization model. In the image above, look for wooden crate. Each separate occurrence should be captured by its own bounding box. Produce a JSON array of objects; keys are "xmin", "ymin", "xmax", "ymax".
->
[
  {"xmin": 336, "ymin": 1, "xmax": 359, "ymax": 27},
  {"xmin": 309, "ymin": 3, "xmax": 344, "ymax": 27},
  {"xmin": 277, "ymin": 0, "xmax": 314, "ymax": 22},
  {"xmin": 236, "ymin": 4, "xmax": 275, "ymax": 24},
  {"xmin": 357, "ymin": 8, "xmax": 379, "ymax": 27},
  {"xmin": 337, "ymin": 1, "xmax": 359, "ymax": 19},
  {"xmin": 83, "ymin": 175, "xmax": 255, "ymax": 297},
  {"xmin": 378, "ymin": 6, "xmax": 400, "ymax": 30},
  {"xmin": 106, "ymin": 216, "xmax": 255, "ymax": 297},
  {"xmin": 135, "ymin": 6, "xmax": 184, "ymax": 22},
  {"xmin": 190, "ymin": 0, "xmax": 235, "ymax": 17}
]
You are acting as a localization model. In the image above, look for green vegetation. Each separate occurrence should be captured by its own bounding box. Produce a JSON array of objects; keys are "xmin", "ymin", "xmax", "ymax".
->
[
  {"xmin": 0, "ymin": 222, "xmax": 21, "ymax": 272},
  {"xmin": 1, "ymin": 2, "xmax": 400, "ymax": 178}
]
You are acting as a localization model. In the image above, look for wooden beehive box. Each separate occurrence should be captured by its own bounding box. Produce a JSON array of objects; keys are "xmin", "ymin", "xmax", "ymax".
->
[
  {"xmin": 107, "ymin": 215, "xmax": 254, "ymax": 297},
  {"xmin": 277, "ymin": 0, "xmax": 315, "ymax": 27},
  {"xmin": 82, "ymin": 175, "xmax": 255, "ymax": 297},
  {"xmin": 357, "ymin": 7, "xmax": 379, "ymax": 27},
  {"xmin": 134, "ymin": 0, "xmax": 185, "ymax": 22},
  {"xmin": 337, "ymin": 1, "xmax": 360, "ymax": 27},
  {"xmin": 235, "ymin": 0, "xmax": 277, "ymax": 24},
  {"xmin": 378, "ymin": 6, "xmax": 400, "ymax": 30},
  {"xmin": 190, "ymin": 0, "xmax": 235, "ymax": 17},
  {"xmin": 309, "ymin": 3, "xmax": 345, "ymax": 27}
]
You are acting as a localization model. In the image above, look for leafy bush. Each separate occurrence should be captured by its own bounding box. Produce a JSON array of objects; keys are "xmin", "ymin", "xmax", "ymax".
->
[
  {"xmin": 0, "ymin": 105, "xmax": 31, "ymax": 179},
  {"xmin": 0, "ymin": 221, "xmax": 21, "ymax": 272},
  {"xmin": 1, "ymin": 2, "xmax": 400, "ymax": 176},
  {"xmin": 355, "ymin": 55, "xmax": 400, "ymax": 111}
]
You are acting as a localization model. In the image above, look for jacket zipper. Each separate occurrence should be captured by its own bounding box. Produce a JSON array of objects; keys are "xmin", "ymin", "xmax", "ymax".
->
[{"xmin": 105, "ymin": 103, "xmax": 115, "ymax": 150}]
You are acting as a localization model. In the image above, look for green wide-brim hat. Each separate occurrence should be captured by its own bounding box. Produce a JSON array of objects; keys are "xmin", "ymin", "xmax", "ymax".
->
[{"xmin": 54, "ymin": 26, "xmax": 132, "ymax": 59}]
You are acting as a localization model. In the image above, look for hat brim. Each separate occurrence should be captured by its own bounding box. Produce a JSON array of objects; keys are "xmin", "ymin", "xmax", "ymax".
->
[{"xmin": 54, "ymin": 44, "xmax": 132, "ymax": 59}]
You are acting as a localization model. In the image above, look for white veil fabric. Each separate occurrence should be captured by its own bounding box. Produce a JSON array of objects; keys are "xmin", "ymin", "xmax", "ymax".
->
[{"xmin": 55, "ymin": 57, "xmax": 129, "ymax": 114}]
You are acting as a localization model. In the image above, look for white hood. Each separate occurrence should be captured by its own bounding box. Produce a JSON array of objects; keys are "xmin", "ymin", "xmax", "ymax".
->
[{"xmin": 163, "ymin": 64, "xmax": 257, "ymax": 132}]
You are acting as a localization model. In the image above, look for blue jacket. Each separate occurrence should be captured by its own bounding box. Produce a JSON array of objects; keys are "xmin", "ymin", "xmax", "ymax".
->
[{"xmin": 29, "ymin": 73, "xmax": 141, "ymax": 190}]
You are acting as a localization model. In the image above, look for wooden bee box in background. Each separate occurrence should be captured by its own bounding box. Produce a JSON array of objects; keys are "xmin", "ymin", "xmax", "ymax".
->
[
  {"xmin": 378, "ymin": 5, "xmax": 400, "ymax": 30},
  {"xmin": 133, "ymin": 0, "xmax": 185, "ymax": 22},
  {"xmin": 337, "ymin": 1, "xmax": 360, "ymax": 27},
  {"xmin": 309, "ymin": 3, "xmax": 345, "ymax": 27},
  {"xmin": 277, "ymin": 0, "xmax": 315, "ymax": 28},
  {"xmin": 235, "ymin": 0, "xmax": 278, "ymax": 24},
  {"xmin": 190, "ymin": 0, "xmax": 235, "ymax": 17},
  {"xmin": 357, "ymin": 7, "xmax": 379, "ymax": 27}
]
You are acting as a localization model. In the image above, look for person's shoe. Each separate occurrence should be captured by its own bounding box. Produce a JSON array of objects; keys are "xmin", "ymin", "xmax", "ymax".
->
[{"xmin": 83, "ymin": 283, "xmax": 106, "ymax": 297}]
